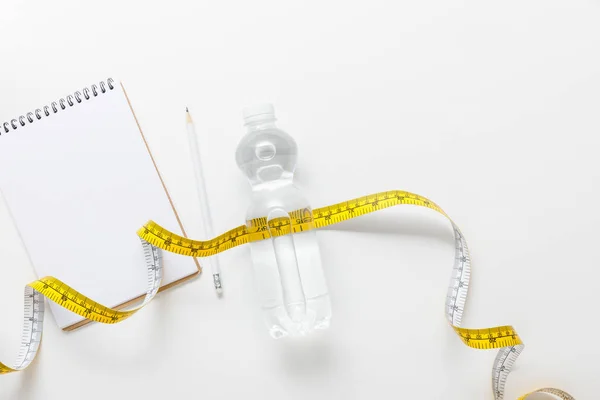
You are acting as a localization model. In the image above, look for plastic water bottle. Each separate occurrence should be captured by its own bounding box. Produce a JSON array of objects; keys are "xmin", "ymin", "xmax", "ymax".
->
[{"xmin": 236, "ymin": 104, "xmax": 331, "ymax": 338}]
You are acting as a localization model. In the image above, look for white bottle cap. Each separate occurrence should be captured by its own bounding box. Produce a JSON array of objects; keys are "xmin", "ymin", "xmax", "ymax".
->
[{"xmin": 243, "ymin": 103, "xmax": 276, "ymax": 125}]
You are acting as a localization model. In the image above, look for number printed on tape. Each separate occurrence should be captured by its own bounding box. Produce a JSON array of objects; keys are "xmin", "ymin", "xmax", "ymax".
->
[{"xmin": 1, "ymin": 190, "xmax": 574, "ymax": 400}]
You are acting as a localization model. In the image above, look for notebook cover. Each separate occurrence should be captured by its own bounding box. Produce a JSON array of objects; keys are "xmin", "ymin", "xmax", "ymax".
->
[{"xmin": 0, "ymin": 80, "xmax": 201, "ymax": 331}]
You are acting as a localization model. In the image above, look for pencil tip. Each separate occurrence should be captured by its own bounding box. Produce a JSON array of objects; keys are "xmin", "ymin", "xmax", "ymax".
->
[{"xmin": 186, "ymin": 107, "xmax": 189, "ymax": 112}]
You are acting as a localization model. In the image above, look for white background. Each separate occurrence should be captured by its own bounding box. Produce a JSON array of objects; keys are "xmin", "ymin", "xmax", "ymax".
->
[{"xmin": 0, "ymin": 1, "xmax": 598, "ymax": 399}]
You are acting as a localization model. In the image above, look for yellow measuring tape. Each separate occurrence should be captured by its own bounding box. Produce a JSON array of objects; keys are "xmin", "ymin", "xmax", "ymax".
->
[{"xmin": 0, "ymin": 190, "xmax": 574, "ymax": 399}]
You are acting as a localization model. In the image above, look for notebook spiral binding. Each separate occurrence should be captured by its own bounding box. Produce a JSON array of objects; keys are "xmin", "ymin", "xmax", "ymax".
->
[{"xmin": 1, "ymin": 78, "xmax": 115, "ymax": 134}]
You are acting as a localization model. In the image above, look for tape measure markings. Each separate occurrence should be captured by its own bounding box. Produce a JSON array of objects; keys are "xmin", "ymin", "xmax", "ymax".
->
[
  {"xmin": 0, "ymin": 239, "xmax": 162, "ymax": 374},
  {"xmin": 0, "ymin": 190, "xmax": 573, "ymax": 400},
  {"xmin": 138, "ymin": 189, "xmax": 526, "ymax": 399},
  {"xmin": 517, "ymin": 388, "xmax": 575, "ymax": 400}
]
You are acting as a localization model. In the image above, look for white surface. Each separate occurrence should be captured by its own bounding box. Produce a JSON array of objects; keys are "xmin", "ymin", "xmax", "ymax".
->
[
  {"xmin": 0, "ymin": 82, "xmax": 197, "ymax": 329},
  {"xmin": 0, "ymin": 0, "xmax": 598, "ymax": 398}
]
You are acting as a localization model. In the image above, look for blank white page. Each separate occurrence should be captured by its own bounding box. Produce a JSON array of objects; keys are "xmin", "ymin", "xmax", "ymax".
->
[{"xmin": 0, "ymin": 81, "xmax": 198, "ymax": 329}]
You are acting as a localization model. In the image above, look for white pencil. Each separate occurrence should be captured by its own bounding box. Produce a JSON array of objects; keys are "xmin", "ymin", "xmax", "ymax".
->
[{"xmin": 186, "ymin": 108, "xmax": 223, "ymax": 294}]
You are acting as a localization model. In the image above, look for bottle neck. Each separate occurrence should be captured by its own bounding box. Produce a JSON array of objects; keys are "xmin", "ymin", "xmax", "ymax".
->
[{"xmin": 244, "ymin": 116, "xmax": 277, "ymax": 132}]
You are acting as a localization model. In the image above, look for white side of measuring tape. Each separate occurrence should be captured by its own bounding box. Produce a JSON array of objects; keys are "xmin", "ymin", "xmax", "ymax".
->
[
  {"xmin": 7, "ymin": 238, "xmax": 162, "ymax": 372},
  {"xmin": 448, "ymin": 223, "xmax": 522, "ymax": 400}
]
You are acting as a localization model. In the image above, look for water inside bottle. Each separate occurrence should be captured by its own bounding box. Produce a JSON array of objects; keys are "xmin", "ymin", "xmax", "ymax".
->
[{"xmin": 236, "ymin": 104, "xmax": 331, "ymax": 338}]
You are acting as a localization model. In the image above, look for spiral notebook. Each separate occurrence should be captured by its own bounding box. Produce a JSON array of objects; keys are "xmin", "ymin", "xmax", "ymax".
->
[{"xmin": 0, "ymin": 78, "xmax": 200, "ymax": 330}]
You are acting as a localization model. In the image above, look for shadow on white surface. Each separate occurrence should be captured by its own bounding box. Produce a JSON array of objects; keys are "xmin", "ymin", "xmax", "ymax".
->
[
  {"xmin": 320, "ymin": 207, "xmax": 454, "ymax": 245},
  {"xmin": 5, "ymin": 342, "xmax": 43, "ymax": 400},
  {"xmin": 276, "ymin": 332, "xmax": 335, "ymax": 377}
]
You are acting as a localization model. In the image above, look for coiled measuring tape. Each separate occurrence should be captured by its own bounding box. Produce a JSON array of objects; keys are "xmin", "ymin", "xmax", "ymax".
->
[{"xmin": 0, "ymin": 190, "xmax": 573, "ymax": 400}]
